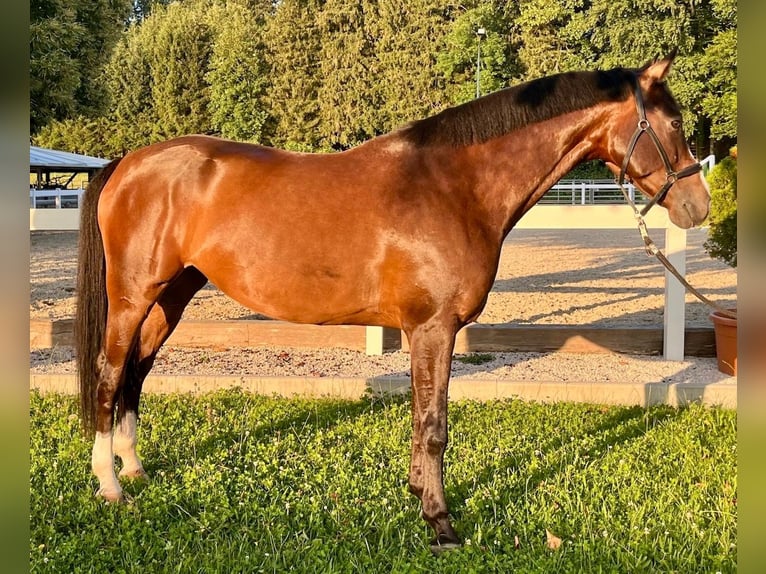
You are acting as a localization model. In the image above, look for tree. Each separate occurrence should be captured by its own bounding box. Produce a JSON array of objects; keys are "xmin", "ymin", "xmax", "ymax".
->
[
  {"xmin": 515, "ymin": 0, "xmax": 589, "ymax": 80},
  {"xmin": 262, "ymin": 0, "xmax": 324, "ymax": 150},
  {"xmin": 146, "ymin": 2, "xmax": 214, "ymax": 139},
  {"xmin": 33, "ymin": 115, "xmax": 116, "ymax": 159},
  {"xmin": 131, "ymin": 0, "xmax": 173, "ymax": 22},
  {"xmin": 704, "ymin": 147, "xmax": 737, "ymax": 267},
  {"xmin": 206, "ymin": 0, "xmax": 272, "ymax": 143},
  {"xmin": 698, "ymin": 0, "xmax": 737, "ymax": 146},
  {"xmin": 368, "ymin": 0, "xmax": 457, "ymax": 131},
  {"xmin": 99, "ymin": 0, "xmax": 217, "ymax": 152},
  {"xmin": 520, "ymin": 0, "xmax": 736, "ymax": 158},
  {"xmin": 30, "ymin": 0, "xmax": 133, "ymax": 134},
  {"xmin": 30, "ymin": 2, "xmax": 82, "ymax": 133},
  {"xmin": 315, "ymin": 0, "xmax": 381, "ymax": 148},
  {"xmin": 436, "ymin": 1, "xmax": 521, "ymax": 105},
  {"xmin": 32, "ymin": 0, "xmax": 735, "ymax": 159}
]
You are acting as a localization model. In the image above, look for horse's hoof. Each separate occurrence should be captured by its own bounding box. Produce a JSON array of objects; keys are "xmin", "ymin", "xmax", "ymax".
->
[
  {"xmin": 430, "ymin": 534, "xmax": 462, "ymax": 555},
  {"xmin": 96, "ymin": 488, "xmax": 125, "ymax": 504}
]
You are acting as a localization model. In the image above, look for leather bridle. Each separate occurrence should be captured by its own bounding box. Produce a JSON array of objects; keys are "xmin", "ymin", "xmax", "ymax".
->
[
  {"xmin": 616, "ymin": 78, "xmax": 735, "ymax": 320},
  {"xmin": 618, "ymin": 80, "xmax": 702, "ymax": 216}
]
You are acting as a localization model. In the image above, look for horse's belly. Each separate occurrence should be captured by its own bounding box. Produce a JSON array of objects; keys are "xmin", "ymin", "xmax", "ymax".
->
[{"xmin": 194, "ymin": 250, "xmax": 390, "ymax": 327}]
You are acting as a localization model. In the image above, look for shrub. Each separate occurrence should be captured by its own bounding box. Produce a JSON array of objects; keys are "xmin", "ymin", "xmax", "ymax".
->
[{"xmin": 704, "ymin": 148, "xmax": 737, "ymax": 267}]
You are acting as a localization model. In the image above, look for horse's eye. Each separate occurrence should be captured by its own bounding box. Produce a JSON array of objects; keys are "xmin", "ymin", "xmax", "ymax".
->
[{"xmin": 671, "ymin": 119, "xmax": 682, "ymax": 130}]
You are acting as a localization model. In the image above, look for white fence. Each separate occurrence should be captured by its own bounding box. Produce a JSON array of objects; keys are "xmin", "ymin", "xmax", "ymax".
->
[
  {"xmin": 541, "ymin": 180, "xmax": 641, "ymax": 205},
  {"xmin": 30, "ymin": 188, "xmax": 85, "ymax": 209}
]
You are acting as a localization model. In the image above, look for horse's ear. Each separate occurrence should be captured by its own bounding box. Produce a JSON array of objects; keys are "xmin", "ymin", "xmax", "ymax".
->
[{"xmin": 639, "ymin": 48, "xmax": 677, "ymax": 87}]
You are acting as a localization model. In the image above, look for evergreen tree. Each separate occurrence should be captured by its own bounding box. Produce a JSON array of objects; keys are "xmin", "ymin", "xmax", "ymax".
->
[
  {"xmin": 146, "ymin": 1, "xmax": 214, "ymax": 139},
  {"xmin": 32, "ymin": 0, "xmax": 736, "ymax": 160},
  {"xmin": 102, "ymin": 16, "xmax": 158, "ymax": 153},
  {"xmin": 101, "ymin": 0, "xmax": 216, "ymax": 151},
  {"xmin": 262, "ymin": 0, "xmax": 324, "ymax": 150},
  {"xmin": 515, "ymin": 0, "xmax": 589, "ymax": 79},
  {"xmin": 33, "ymin": 115, "xmax": 116, "ymax": 158},
  {"xmin": 370, "ymin": 0, "xmax": 456, "ymax": 130},
  {"xmin": 207, "ymin": 0, "xmax": 272, "ymax": 142},
  {"xmin": 316, "ymin": 0, "xmax": 381, "ymax": 148},
  {"xmin": 436, "ymin": 1, "xmax": 521, "ymax": 105},
  {"xmin": 30, "ymin": 0, "xmax": 132, "ymax": 134}
]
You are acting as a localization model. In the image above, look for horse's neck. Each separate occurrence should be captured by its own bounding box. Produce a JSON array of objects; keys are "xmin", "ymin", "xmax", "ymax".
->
[{"xmin": 458, "ymin": 108, "xmax": 607, "ymax": 237}]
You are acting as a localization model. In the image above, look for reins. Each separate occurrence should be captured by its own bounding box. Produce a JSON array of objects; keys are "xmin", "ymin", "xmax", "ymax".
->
[{"xmin": 617, "ymin": 80, "xmax": 737, "ymax": 320}]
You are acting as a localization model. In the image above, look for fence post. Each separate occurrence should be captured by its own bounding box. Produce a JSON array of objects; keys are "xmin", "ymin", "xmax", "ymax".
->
[
  {"xmin": 365, "ymin": 326, "xmax": 384, "ymax": 355},
  {"xmin": 663, "ymin": 223, "xmax": 687, "ymax": 360}
]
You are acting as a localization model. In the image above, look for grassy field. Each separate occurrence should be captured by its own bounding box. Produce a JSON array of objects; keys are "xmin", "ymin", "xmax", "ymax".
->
[{"xmin": 30, "ymin": 390, "xmax": 736, "ymax": 573}]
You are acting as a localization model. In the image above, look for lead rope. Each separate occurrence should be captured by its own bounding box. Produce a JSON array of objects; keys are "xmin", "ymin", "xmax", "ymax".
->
[{"xmin": 619, "ymin": 184, "xmax": 737, "ymax": 320}]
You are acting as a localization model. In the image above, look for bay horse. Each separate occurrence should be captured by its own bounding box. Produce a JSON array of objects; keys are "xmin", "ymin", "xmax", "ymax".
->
[{"xmin": 76, "ymin": 52, "xmax": 709, "ymax": 551}]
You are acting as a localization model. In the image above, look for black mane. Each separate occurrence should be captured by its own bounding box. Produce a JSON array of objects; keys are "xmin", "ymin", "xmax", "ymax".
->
[{"xmin": 402, "ymin": 67, "xmax": 636, "ymax": 147}]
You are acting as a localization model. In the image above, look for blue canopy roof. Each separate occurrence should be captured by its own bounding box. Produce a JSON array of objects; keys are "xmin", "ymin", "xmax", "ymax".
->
[{"xmin": 30, "ymin": 146, "xmax": 110, "ymax": 171}]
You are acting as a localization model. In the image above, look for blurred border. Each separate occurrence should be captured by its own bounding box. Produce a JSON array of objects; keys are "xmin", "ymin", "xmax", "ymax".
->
[
  {"xmin": 0, "ymin": 1, "xmax": 30, "ymax": 570},
  {"xmin": 737, "ymin": 3, "xmax": 765, "ymax": 573}
]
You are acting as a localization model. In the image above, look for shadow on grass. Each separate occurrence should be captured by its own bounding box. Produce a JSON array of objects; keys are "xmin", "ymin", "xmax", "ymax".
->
[
  {"xmin": 445, "ymin": 402, "xmax": 680, "ymax": 518},
  {"xmin": 135, "ymin": 390, "xmax": 410, "ymax": 480}
]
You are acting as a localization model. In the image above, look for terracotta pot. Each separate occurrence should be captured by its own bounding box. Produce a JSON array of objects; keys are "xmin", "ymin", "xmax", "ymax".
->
[{"xmin": 709, "ymin": 309, "xmax": 737, "ymax": 376}]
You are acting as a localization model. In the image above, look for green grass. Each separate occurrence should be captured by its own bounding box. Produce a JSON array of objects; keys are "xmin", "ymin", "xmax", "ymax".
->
[{"xmin": 30, "ymin": 390, "xmax": 736, "ymax": 573}]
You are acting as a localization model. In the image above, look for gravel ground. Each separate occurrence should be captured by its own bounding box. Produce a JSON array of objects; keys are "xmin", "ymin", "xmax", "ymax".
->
[{"xmin": 30, "ymin": 228, "xmax": 737, "ymax": 384}]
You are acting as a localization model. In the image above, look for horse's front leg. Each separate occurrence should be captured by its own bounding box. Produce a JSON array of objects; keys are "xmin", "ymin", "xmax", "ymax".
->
[{"xmin": 406, "ymin": 318, "xmax": 461, "ymax": 552}]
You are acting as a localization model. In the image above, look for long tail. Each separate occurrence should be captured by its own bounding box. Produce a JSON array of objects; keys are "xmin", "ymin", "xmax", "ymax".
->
[{"xmin": 75, "ymin": 158, "xmax": 122, "ymax": 437}]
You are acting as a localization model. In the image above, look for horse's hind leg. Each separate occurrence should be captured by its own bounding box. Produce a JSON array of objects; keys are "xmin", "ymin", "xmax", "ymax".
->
[
  {"xmin": 91, "ymin": 294, "xmax": 159, "ymax": 501},
  {"xmin": 113, "ymin": 267, "xmax": 208, "ymax": 480}
]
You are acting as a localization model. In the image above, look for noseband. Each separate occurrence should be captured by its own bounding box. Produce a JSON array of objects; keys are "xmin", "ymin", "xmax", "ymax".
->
[{"xmin": 618, "ymin": 80, "xmax": 702, "ymax": 216}]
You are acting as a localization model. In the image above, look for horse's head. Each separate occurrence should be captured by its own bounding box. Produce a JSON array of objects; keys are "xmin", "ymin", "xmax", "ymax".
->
[{"xmin": 604, "ymin": 52, "xmax": 710, "ymax": 229}]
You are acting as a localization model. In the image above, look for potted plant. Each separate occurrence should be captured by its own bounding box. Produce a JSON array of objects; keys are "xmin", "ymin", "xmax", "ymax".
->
[{"xmin": 704, "ymin": 146, "xmax": 737, "ymax": 375}]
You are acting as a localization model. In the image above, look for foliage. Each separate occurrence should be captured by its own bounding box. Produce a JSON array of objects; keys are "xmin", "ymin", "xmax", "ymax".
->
[
  {"xmin": 668, "ymin": 0, "xmax": 737, "ymax": 154},
  {"xmin": 312, "ymin": 0, "xmax": 379, "ymax": 148},
  {"xmin": 563, "ymin": 160, "xmax": 613, "ymax": 181},
  {"xmin": 704, "ymin": 149, "xmax": 737, "ymax": 267},
  {"xmin": 698, "ymin": 28, "xmax": 737, "ymax": 142},
  {"xmin": 369, "ymin": 0, "xmax": 455, "ymax": 133},
  {"xmin": 144, "ymin": 2, "xmax": 214, "ymax": 140},
  {"xmin": 515, "ymin": 0, "xmax": 590, "ymax": 79},
  {"xmin": 437, "ymin": 1, "xmax": 521, "ymax": 105},
  {"xmin": 30, "ymin": 0, "xmax": 736, "ymax": 160},
  {"xmin": 32, "ymin": 115, "xmax": 116, "ymax": 159},
  {"xmin": 206, "ymin": 0, "xmax": 271, "ymax": 143},
  {"xmin": 30, "ymin": 390, "xmax": 736, "ymax": 572},
  {"xmin": 131, "ymin": 0, "xmax": 173, "ymax": 23},
  {"xmin": 261, "ymin": 0, "xmax": 324, "ymax": 150},
  {"xmin": 30, "ymin": 0, "xmax": 133, "ymax": 133}
]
